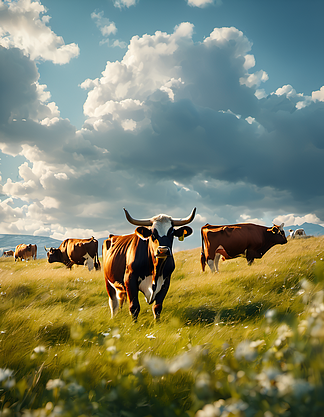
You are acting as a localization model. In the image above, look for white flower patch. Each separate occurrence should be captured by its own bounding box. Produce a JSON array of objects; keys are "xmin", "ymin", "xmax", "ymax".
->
[{"xmin": 46, "ymin": 379, "xmax": 65, "ymax": 390}]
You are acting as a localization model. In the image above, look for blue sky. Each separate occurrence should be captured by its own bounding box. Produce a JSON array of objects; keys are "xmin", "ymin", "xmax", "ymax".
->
[{"xmin": 0, "ymin": 0, "xmax": 323, "ymax": 250}]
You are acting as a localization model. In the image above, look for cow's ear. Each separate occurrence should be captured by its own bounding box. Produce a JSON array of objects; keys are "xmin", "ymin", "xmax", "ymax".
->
[
  {"xmin": 135, "ymin": 226, "xmax": 152, "ymax": 240},
  {"xmin": 174, "ymin": 226, "xmax": 193, "ymax": 240}
]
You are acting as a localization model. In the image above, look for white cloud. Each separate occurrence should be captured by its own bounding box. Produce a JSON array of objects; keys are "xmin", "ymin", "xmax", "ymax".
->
[
  {"xmin": 91, "ymin": 9, "xmax": 127, "ymax": 48},
  {"xmin": 0, "ymin": 0, "xmax": 79, "ymax": 64},
  {"xmin": 312, "ymin": 86, "xmax": 324, "ymax": 102},
  {"xmin": 91, "ymin": 11, "xmax": 117, "ymax": 36},
  {"xmin": 113, "ymin": 0, "xmax": 137, "ymax": 8},
  {"xmin": 187, "ymin": 0, "xmax": 217, "ymax": 7},
  {"xmin": 273, "ymin": 213, "xmax": 322, "ymax": 227}
]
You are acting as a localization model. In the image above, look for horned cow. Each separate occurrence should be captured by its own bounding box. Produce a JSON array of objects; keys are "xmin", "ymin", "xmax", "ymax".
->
[{"xmin": 102, "ymin": 208, "xmax": 196, "ymax": 320}]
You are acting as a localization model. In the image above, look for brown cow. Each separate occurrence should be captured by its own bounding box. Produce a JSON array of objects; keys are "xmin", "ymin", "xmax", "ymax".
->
[
  {"xmin": 103, "ymin": 208, "xmax": 196, "ymax": 320},
  {"xmin": 14, "ymin": 244, "xmax": 37, "ymax": 261},
  {"xmin": 3, "ymin": 250, "xmax": 14, "ymax": 257},
  {"xmin": 45, "ymin": 237, "xmax": 100, "ymax": 270},
  {"xmin": 201, "ymin": 223, "xmax": 287, "ymax": 272}
]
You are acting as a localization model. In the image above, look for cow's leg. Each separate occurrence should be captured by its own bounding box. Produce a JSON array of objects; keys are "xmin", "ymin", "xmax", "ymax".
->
[
  {"xmin": 105, "ymin": 280, "xmax": 119, "ymax": 317},
  {"xmin": 246, "ymin": 248, "xmax": 258, "ymax": 265},
  {"xmin": 214, "ymin": 253, "xmax": 221, "ymax": 272},
  {"xmin": 207, "ymin": 258, "xmax": 216, "ymax": 272},
  {"xmin": 125, "ymin": 275, "xmax": 140, "ymax": 321},
  {"xmin": 207, "ymin": 253, "xmax": 221, "ymax": 272},
  {"xmin": 152, "ymin": 279, "xmax": 170, "ymax": 320}
]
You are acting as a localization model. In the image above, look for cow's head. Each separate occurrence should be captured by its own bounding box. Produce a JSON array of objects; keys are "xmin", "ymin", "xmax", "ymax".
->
[
  {"xmin": 124, "ymin": 208, "xmax": 196, "ymax": 270},
  {"xmin": 44, "ymin": 246, "xmax": 63, "ymax": 263},
  {"xmin": 267, "ymin": 223, "xmax": 287, "ymax": 244}
]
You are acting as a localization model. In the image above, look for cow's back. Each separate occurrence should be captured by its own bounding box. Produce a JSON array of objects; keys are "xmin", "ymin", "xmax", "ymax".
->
[
  {"xmin": 103, "ymin": 234, "xmax": 138, "ymax": 284},
  {"xmin": 64, "ymin": 238, "xmax": 99, "ymax": 265}
]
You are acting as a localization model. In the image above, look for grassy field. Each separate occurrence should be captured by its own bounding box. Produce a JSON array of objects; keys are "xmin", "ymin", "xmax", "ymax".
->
[{"xmin": 1, "ymin": 236, "xmax": 324, "ymax": 416}]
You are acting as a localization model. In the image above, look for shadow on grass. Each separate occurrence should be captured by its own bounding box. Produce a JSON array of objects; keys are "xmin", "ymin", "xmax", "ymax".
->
[{"xmin": 182, "ymin": 301, "xmax": 270, "ymax": 325}]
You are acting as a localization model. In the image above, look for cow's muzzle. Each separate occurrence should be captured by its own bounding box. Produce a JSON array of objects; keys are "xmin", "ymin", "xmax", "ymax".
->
[{"xmin": 155, "ymin": 246, "xmax": 171, "ymax": 259}]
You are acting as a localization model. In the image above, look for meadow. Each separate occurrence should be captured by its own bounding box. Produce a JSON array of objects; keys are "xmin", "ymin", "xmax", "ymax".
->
[{"xmin": 1, "ymin": 236, "xmax": 324, "ymax": 416}]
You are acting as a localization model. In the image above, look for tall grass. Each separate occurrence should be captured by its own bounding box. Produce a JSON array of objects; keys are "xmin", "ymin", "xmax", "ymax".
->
[{"xmin": 0, "ymin": 236, "xmax": 324, "ymax": 416}]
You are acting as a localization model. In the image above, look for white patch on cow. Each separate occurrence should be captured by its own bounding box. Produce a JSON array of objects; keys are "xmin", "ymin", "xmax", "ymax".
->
[
  {"xmin": 139, "ymin": 275, "xmax": 165, "ymax": 304},
  {"xmin": 150, "ymin": 214, "xmax": 172, "ymax": 237},
  {"xmin": 83, "ymin": 253, "xmax": 94, "ymax": 271}
]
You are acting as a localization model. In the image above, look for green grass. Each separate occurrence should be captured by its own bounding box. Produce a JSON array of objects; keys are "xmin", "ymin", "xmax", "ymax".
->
[{"xmin": 1, "ymin": 236, "xmax": 324, "ymax": 416}]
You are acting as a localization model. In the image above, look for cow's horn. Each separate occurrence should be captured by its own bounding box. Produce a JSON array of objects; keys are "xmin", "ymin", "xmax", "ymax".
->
[
  {"xmin": 172, "ymin": 207, "xmax": 196, "ymax": 226},
  {"xmin": 44, "ymin": 246, "xmax": 50, "ymax": 252},
  {"xmin": 123, "ymin": 208, "xmax": 152, "ymax": 226}
]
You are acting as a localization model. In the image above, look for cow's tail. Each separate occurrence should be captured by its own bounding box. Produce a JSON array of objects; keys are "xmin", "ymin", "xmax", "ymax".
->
[
  {"xmin": 200, "ymin": 228, "xmax": 206, "ymax": 272},
  {"xmin": 94, "ymin": 239, "xmax": 101, "ymax": 271},
  {"xmin": 94, "ymin": 250, "xmax": 101, "ymax": 271}
]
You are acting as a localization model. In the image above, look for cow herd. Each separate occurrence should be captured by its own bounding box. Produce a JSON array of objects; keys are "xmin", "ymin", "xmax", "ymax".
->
[{"xmin": 2, "ymin": 208, "xmax": 308, "ymax": 320}]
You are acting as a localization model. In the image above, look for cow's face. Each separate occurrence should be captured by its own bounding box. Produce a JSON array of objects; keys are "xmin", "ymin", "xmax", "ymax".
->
[
  {"xmin": 135, "ymin": 215, "xmax": 193, "ymax": 261},
  {"xmin": 47, "ymin": 248, "xmax": 63, "ymax": 263},
  {"xmin": 268, "ymin": 223, "xmax": 287, "ymax": 244}
]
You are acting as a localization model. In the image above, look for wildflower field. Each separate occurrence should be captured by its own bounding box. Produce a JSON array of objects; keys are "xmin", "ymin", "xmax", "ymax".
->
[{"xmin": 1, "ymin": 236, "xmax": 324, "ymax": 416}]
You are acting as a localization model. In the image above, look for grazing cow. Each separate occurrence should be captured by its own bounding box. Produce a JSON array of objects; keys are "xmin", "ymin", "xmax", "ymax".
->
[
  {"xmin": 45, "ymin": 237, "xmax": 100, "ymax": 271},
  {"xmin": 289, "ymin": 228, "xmax": 306, "ymax": 239},
  {"xmin": 3, "ymin": 250, "xmax": 14, "ymax": 257},
  {"xmin": 201, "ymin": 223, "xmax": 287, "ymax": 272},
  {"xmin": 103, "ymin": 207, "xmax": 196, "ymax": 320},
  {"xmin": 14, "ymin": 244, "xmax": 37, "ymax": 261}
]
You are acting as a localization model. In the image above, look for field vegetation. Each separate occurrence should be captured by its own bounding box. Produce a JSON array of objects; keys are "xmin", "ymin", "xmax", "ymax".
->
[{"xmin": 1, "ymin": 236, "xmax": 324, "ymax": 416}]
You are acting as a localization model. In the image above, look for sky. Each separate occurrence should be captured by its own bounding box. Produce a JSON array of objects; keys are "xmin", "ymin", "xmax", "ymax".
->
[{"xmin": 0, "ymin": 0, "xmax": 324, "ymax": 251}]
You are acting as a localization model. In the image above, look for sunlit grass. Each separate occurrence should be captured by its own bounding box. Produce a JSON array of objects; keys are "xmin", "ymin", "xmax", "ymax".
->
[{"xmin": 0, "ymin": 236, "xmax": 324, "ymax": 415}]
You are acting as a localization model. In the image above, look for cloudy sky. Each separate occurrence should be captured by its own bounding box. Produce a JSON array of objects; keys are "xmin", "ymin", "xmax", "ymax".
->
[{"xmin": 0, "ymin": 0, "xmax": 323, "ymax": 250}]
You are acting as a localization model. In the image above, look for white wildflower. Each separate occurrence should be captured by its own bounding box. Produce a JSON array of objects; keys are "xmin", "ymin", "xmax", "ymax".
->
[
  {"xmin": 310, "ymin": 319, "xmax": 324, "ymax": 338},
  {"xmin": 0, "ymin": 368, "xmax": 13, "ymax": 382},
  {"xmin": 265, "ymin": 309, "xmax": 277, "ymax": 323},
  {"xmin": 34, "ymin": 346, "xmax": 46, "ymax": 354},
  {"xmin": 143, "ymin": 355, "xmax": 169, "ymax": 376},
  {"xmin": 235, "ymin": 340, "xmax": 257, "ymax": 361},
  {"xmin": 46, "ymin": 379, "xmax": 65, "ymax": 390},
  {"xmin": 106, "ymin": 346, "xmax": 117, "ymax": 353},
  {"xmin": 196, "ymin": 403, "xmax": 220, "ymax": 417}
]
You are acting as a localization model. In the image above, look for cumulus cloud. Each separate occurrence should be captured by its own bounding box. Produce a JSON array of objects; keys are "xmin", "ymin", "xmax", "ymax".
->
[
  {"xmin": 273, "ymin": 213, "xmax": 322, "ymax": 227},
  {"xmin": 0, "ymin": 18, "xmax": 323, "ymax": 248},
  {"xmin": 0, "ymin": 0, "xmax": 79, "ymax": 63}
]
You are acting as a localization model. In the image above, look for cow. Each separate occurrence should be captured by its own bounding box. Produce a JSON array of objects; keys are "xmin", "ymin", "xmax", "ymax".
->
[
  {"xmin": 3, "ymin": 250, "xmax": 14, "ymax": 257},
  {"xmin": 289, "ymin": 228, "xmax": 306, "ymax": 239},
  {"xmin": 102, "ymin": 207, "xmax": 196, "ymax": 321},
  {"xmin": 200, "ymin": 223, "xmax": 287, "ymax": 273},
  {"xmin": 45, "ymin": 237, "xmax": 100, "ymax": 271},
  {"xmin": 14, "ymin": 244, "xmax": 37, "ymax": 261}
]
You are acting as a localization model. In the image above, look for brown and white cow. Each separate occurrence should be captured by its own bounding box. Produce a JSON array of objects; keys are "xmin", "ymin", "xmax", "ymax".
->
[
  {"xmin": 289, "ymin": 228, "xmax": 306, "ymax": 239},
  {"xmin": 102, "ymin": 208, "xmax": 196, "ymax": 320},
  {"xmin": 14, "ymin": 244, "xmax": 37, "ymax": 261},
  {"xmin": 3, "ymin": 250, "xmax": 14, "ymax": 257},
  {"xmin": 201, "ymin": 223, "xmax": 287, "ymax": 272},
  {"xmin": 45, "ymin": 237, "xmax": 100, "ymax": 270}
]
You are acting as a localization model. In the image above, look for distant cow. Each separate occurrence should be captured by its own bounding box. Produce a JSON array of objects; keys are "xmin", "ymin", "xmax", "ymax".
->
[
  {"xmin": 14, "ymin": 244, "xmax": 37, "ymax": 261},
  {"xmin": 201, "ymin": 223, "xmax": 287, "ymax": 272},
  {"xmin": 45, "ymin": 237, "xmax": 100, "ymax": 271},
  {"xmin": 3, "ymin": 250, "xmax": 14, "ymax": 257},
  {"xmin": 103, "ymin": 208, "xmax": 196, "ymax": 320},
  {"xmin": 289, "ymin": 228, "xmax": 306, "ymax": 239}
]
